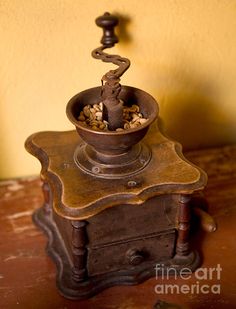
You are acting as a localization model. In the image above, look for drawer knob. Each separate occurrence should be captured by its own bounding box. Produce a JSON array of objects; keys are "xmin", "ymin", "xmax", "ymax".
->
[{"xmin": 126, "ymin": 248, "xmax": 144, "ymax": 265}]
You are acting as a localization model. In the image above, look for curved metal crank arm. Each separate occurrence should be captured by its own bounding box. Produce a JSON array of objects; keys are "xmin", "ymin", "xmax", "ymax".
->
[{"xmin": 91, "ymin": 12, "xmax": 131, "ymax": 130}]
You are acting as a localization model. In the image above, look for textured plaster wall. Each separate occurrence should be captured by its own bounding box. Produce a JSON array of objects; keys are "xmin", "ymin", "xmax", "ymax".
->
[{"xmin": 0, "ymin": 0, "xmax": 236, "ymax": 178}]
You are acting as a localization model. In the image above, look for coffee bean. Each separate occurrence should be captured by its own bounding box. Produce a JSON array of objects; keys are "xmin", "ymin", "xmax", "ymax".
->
[{"xmin": 78, "ymin": 102, "xmax": 148, "ymax": 131}]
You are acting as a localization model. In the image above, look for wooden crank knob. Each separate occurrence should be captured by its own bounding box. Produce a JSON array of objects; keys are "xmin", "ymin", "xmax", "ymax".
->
[{"xmin": 95, "ymin": 12, "xmax": 119, "ymax": 47}]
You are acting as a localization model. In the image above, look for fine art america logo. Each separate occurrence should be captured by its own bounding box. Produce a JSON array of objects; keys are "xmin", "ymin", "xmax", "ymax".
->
[{"xmin": 154, "ymin": 264, "xmax": 222, "ymax": 295}]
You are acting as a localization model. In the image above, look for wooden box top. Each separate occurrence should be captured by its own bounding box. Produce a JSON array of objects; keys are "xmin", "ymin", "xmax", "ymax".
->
[{"xmin": 25, "ymin": 124, "xmax": 207, "ymax": 220}]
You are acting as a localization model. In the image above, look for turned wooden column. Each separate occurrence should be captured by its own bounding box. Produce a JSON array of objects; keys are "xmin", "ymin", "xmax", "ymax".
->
[
  {"xmin": 176, "ymin": 194, "xmax": 191, "ymax": 257},
  {"xmin": 26, "ymin": 130, "xmax": 207, "ymax": 299},
  {"xmin": 41, "ymin": 179, "xmax": 51, "ymax": 215},
  {"xmin": 71, "ymin": 220, "xmax": 87, "ymax": 282}
]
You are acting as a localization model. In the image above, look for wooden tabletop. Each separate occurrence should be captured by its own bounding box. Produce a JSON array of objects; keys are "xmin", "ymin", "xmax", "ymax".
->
[{"xmin": 0, "ymin": 144, "xmax": 236, "ymax": 308}]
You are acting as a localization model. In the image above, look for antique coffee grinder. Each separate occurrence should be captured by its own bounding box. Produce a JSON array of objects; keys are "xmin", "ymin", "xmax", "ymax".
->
[{"xmin": 25, "ymin": 13, "xmax": 208, "ymax": 299}]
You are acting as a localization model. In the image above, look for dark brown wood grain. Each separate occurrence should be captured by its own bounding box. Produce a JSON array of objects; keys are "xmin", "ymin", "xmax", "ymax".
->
[
  {"xmin": 25, "ymin": 129, "xmax": 207, "ymax": 220},
  {"xmin": 176, "ymin": 195, "xmax": 191, "ymax": 257},
  {"xmin": 24, "ymin": 129, "xmax": 207, "ymax": 299},
  {"xmin": 0, "ymin": 144, "xmax": 236, "ymax": 308},
  {"xmin": 71, "ymin": 220, "xmax": 88, "ymax": 282}
]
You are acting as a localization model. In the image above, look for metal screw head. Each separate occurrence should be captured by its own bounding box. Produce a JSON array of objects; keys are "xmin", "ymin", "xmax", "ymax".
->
[
  {"xmin": 92, "ymin": 166, "xmax": 100, "ymax": 174},
  {"xmin": 140, "ymin": 159, "xmax": 145, "ymax": 165},
  {"xmin": 127, "ymin": 180, "xmax": 137, "ymax": 187}
]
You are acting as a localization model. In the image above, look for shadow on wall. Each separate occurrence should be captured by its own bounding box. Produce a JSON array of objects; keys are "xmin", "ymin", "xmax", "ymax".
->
[
  {"xmin": 112, "ymin": 16, "xmax": 236, "ymax": 151},
  {"xmin": 154, "ymin": 63, "xmax": 236, "ymax": 151},
  {"xmin": 113, "ymin": 12, "xmax": 132, "ymax": 44}
]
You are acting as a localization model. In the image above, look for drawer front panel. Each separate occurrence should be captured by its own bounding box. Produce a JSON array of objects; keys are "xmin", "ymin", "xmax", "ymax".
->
[
  {"xmin": 87, "ymin": 194, "xmax": 178, "ymax": 246},
  {"xmin": 87, "ymin": 229, "xmax": 176, "ymax": 276}
]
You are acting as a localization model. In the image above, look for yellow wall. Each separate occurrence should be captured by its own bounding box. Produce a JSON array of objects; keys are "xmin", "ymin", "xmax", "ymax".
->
[{"xmin": 0, "ymin": 0, "xmax": 236, "ymax": 179}]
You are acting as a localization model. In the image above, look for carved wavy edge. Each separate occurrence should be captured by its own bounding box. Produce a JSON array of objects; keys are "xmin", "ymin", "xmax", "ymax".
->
[
  {"xmin": 33, "ymin": 207, "xmax": 200, "ymax": 300},
  {"xmin": 26, "ymin": 131, "xmax": 207, "ymax": 220}
]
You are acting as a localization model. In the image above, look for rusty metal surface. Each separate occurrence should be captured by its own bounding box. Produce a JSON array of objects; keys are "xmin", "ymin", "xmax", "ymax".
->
[
  {"xmin": 66, "ymin": 86, "xmax": 158, "ymax": 178},
  {"xmin": 91, "ymin": 12, "xmax": 130, "ymax": 130},
  {"xmin": 65, "ymin": 12, "xmax": 158, "ymax": 178}
]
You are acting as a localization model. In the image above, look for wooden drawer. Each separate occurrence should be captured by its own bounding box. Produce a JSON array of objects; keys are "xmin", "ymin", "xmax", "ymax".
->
[
  {"xmin": 86, "ymin": 195, "xmax": 178, "ymax": 246},
  {"xmin": 87, "ymin": 229, "xmax": 176, "ymax": 276}
]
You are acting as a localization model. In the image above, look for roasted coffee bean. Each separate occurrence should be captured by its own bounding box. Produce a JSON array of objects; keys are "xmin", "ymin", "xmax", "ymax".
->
[{"xmin": 77, "ymin": 102, "xmax": 148, "ymax": 131}]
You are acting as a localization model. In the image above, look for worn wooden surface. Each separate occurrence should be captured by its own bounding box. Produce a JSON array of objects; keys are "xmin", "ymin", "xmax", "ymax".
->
[
  {"xmin": 0, "ymin": 144, "xmax": 236, "ymax": 308},
  {"xmin": 25, "ymin": 130, "xmax": 206, "ymax": 219}
]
